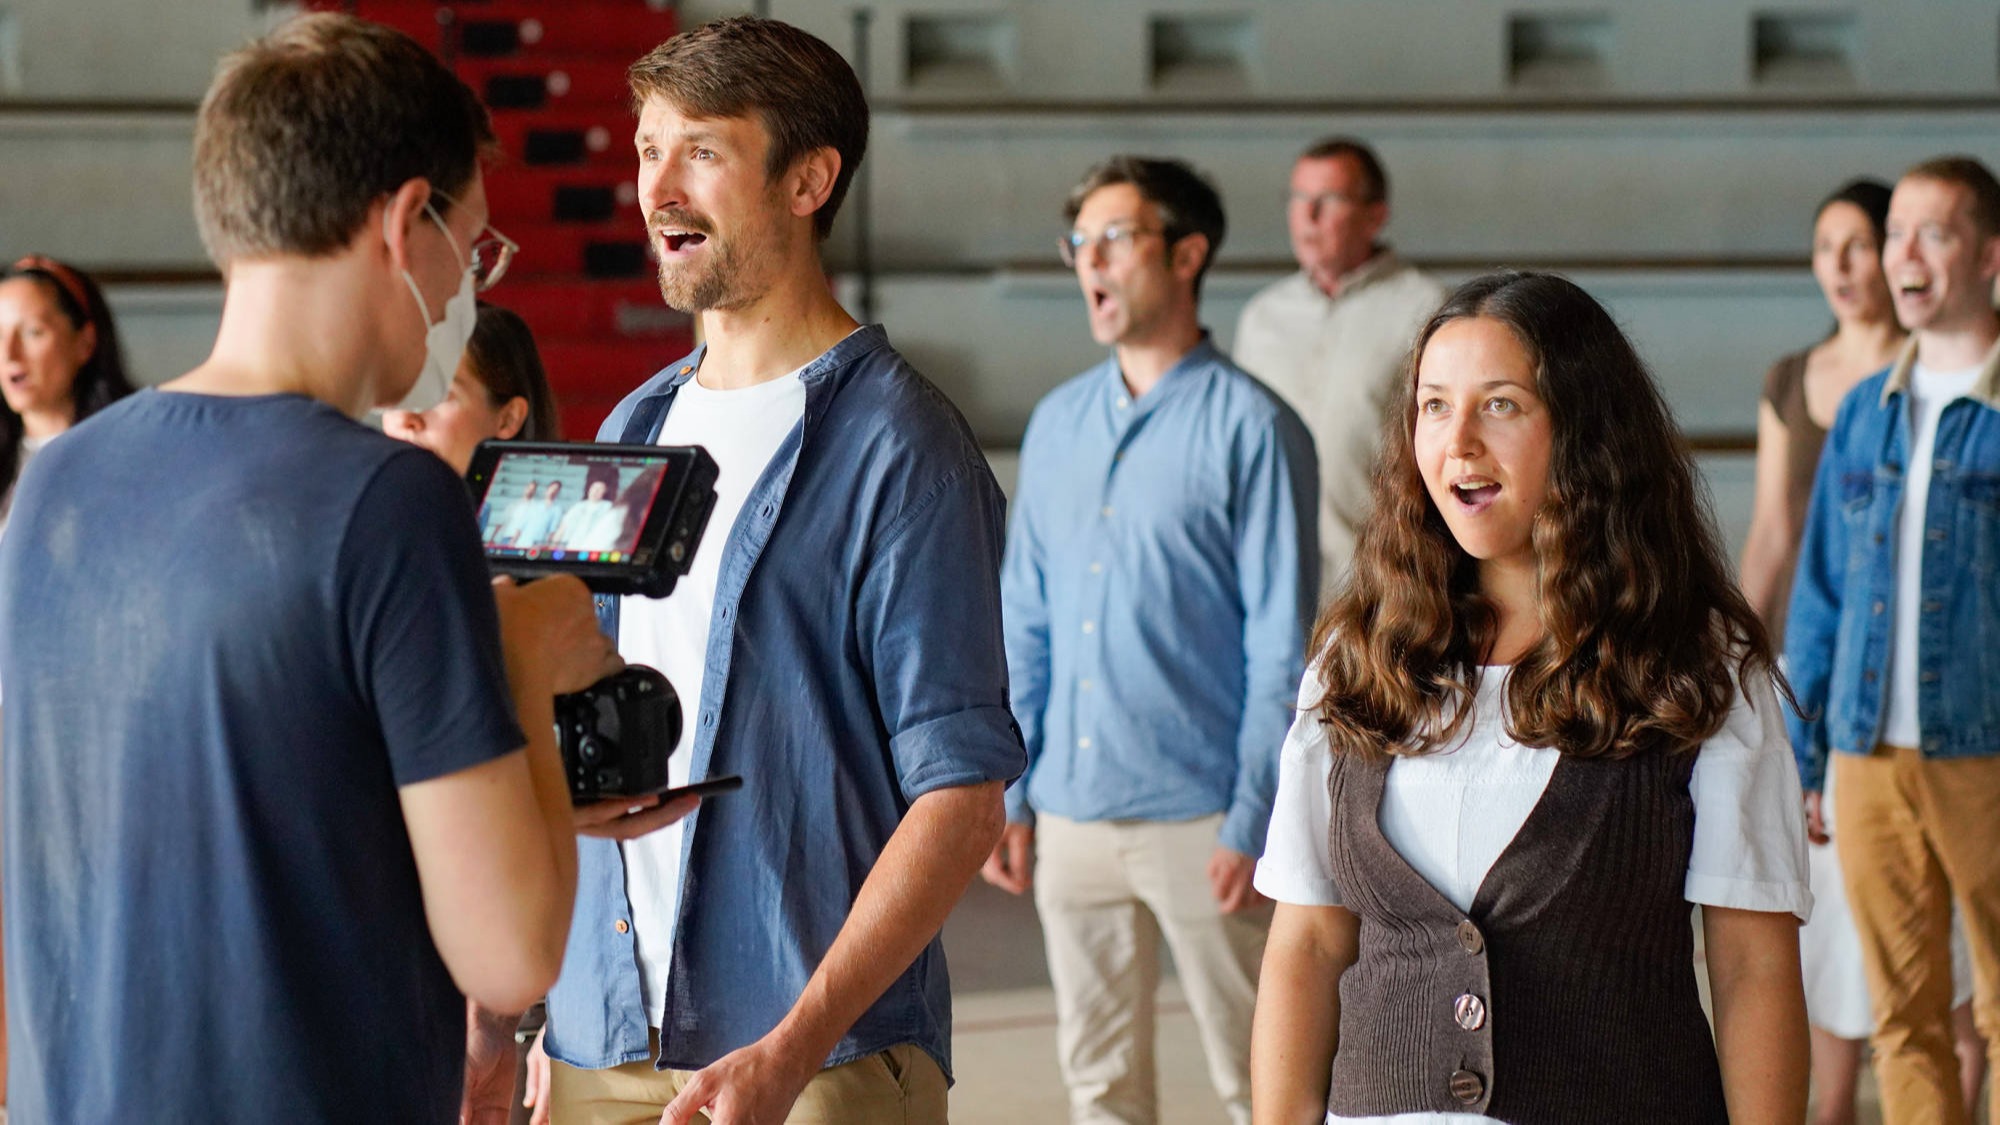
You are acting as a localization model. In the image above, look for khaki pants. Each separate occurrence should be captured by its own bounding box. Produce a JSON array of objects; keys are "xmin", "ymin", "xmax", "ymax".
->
[
  {"xmin": 1034, "ymin": 812, "xmax": 1268, "ymax": 1125},
  {"xmin": 1835, "ymin": 746, "xmax": 2000, "ymax": 1125},
  {"xmin": 546, "ymin": 1034, "xmax": 947, "ymax": 1125}
]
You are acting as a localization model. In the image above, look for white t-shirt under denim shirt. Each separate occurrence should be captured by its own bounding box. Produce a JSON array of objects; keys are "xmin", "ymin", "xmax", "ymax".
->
[
  {"xmin": 617, "ymin": 367, "xmax": 808, "ymax": 1029},
  {"xmin": 1254, "ymin": 666, "xmax": 1813, "ymax": 1125},
  {"xmin": 1881, "ymin": 362, "xmax": 1982, "ymax": 749}
]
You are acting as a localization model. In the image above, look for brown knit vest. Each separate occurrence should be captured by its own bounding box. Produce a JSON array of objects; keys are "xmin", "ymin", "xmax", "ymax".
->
[{"xmin": 1324, "ymin": 748, "xmax": 1727, "ymax": 1123}]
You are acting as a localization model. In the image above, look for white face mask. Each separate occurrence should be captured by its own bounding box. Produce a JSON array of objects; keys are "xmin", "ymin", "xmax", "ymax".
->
[{"xmin": 389, "ymin": 204, "xmax": 477, "ymax": 413}]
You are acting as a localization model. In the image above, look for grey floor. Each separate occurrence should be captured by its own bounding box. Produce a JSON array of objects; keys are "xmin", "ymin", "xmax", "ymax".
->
[{"xmin": 943, "ymin": 879, "xmax": 1231, "ymax": 1123}]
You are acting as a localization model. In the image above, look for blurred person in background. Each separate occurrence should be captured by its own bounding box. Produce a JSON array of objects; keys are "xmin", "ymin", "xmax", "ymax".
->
[
  {"xmin": 490, "ymin": 480, "xmax": 545, "ymax": 547},
  {"xmin": 384, "ymin": 301, "xmax": 560, "ymax": 476},
  {"xmin": 520, "ymin": 478, "xmax": 569, "ymax": 550},
  {"xmin": 1741, "ymin": 178, "xmax": 1985, "ymax": 1125},
  {"xmin": 0, "ymin": 255, "xmax": 134, "ymax": 1114},
  {"xmin": 1740, "ymin": 181, "xmax": 1907, "ymax": 638},
  {"xmin": 552, "ymin": 467, "xmax": 619, "ymax": 552},
  {"xmin": 987, "ymin": 155, "xmax": 1317, "ymax": 1125},
  {"xmin": 1233, "ymin": 137, "xmax": 1444, "ymax": 598},
  {"xmin": 1787, "ymin": 156, "xmax": 2000, "ymax": 1125},
  {"xmin": 0, "ymin": 255, "xmax": 136, "ymax": 537}
]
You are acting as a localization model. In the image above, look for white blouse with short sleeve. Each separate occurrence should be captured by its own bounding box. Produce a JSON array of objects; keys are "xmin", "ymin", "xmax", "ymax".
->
[{"xmin": 1252, "ymin": 666, "xmax": 1813, "ymax": 1125}]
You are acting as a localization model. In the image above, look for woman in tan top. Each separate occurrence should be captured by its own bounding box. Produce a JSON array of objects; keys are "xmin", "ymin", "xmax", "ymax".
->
[
  {"xmin": 1741, "ymin": 180, "xmax": 1987, "ymax": 1125},
  {"xmin": 1740, "ymin": 181, "xmax": 1905, "ymax": 643}
]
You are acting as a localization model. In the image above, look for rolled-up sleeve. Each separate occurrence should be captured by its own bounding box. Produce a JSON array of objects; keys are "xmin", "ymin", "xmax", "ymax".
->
[{"xmin": 856, "ymin": 459, "xmax": 1027, "ymax": 803}]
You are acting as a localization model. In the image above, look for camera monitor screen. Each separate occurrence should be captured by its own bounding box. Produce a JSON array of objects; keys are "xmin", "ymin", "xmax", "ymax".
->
[{"xmin": 466, "ymin": 441, "xmax": 718, "ymax": 598}]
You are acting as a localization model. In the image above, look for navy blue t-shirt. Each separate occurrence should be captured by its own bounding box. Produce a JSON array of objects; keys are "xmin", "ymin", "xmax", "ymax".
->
[{"xmin": 0, "ymin": 391, "xmax": 526, "ymax": 1123}]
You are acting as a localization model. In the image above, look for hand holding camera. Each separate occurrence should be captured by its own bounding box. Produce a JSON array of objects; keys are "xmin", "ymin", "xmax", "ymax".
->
[
  {"xmin": 472, "ymin": 441, "xmax": 740, "ymax": 809},
  {"xmin": 492, "ymin": 574, "xmax": 624, "ymax": 696}
]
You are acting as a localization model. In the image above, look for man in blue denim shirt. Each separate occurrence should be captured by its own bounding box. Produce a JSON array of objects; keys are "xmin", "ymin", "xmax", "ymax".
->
[
  {"xmin": 1787, "ymin": 155, "xmax": 2000, "ymax": 1123},
  {"xmin": 528, "ymin": 19, "xmax": 1021, "ymax": 1125},
  {"xmin": 983, "ymin": 157, "xmax": 1317, "ymax": 1125}
]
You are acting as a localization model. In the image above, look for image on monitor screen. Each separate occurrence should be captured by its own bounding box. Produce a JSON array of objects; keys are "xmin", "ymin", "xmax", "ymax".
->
[{"xmin": 478, "ymin": 451, "xmax": 671, "ymax": 563}]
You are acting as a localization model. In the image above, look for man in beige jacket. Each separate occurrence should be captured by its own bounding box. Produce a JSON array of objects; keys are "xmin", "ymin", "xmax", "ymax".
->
[{"xmin": 1234, "ymin": 136, "xmax": 1444, "ymax": 598}]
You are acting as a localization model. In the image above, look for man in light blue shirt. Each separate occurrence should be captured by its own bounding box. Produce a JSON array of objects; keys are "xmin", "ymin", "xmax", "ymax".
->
[{"xmin": 983, "ymin": 156, "xmax": 1318, "ymax": 1125}]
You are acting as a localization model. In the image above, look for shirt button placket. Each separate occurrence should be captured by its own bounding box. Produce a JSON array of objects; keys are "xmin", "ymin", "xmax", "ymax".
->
[{"xmin": 1082, "ymin": 460, "xmax": 1112, "ymax": 743}]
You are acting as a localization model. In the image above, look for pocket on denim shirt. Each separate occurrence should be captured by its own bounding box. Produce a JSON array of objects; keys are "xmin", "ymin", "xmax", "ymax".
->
[
  {"xmin": 1837, "ymin": 471, "xmax": 1876, "ymax": 510},
  {"xmin": 1961, "ymin": 474, "xmax": 2000, "ymax": 577},
  {"xmin": 1837, "ymin": 471, "xmax": 1881, "ymax": 573}
]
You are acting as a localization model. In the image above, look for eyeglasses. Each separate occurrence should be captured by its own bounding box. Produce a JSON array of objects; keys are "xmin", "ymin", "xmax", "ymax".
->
[
  {"xmin": 1059, "ymin": 222, "xmax": 1165, "ymax": 268},
  {"xmin": 429, "ymin": 189, "xmax": 520, "ymax": 292}
]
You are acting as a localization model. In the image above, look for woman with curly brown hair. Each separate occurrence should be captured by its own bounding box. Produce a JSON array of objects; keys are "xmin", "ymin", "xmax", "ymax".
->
[{"xmin": 1247, "ymin": 271, "xmax": 1813, "ymax": 1124}]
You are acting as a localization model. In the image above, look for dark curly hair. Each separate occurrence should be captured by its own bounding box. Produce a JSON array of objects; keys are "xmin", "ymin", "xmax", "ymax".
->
[{"xmin": 1309, "ymin": 270, "xmax": 1780, "ymax": 760}]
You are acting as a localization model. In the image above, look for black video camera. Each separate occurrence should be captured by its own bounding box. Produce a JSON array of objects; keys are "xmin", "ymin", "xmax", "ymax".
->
[{"xmin": 468, "ymin": 440, "xmax": 740, "ymax": 804}]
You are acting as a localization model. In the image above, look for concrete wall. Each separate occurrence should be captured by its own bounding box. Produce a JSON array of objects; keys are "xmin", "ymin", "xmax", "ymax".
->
[
  {"xmin": 852, "ymin": 267, "xmax": 1829, "ymax": 448},
  {"xmin": 0, "ymin": 110, "xmax": 202, "ymax": 268},
  {"xmin": 760, "ymin": 0, "xmax": 2000, "ymax": 105},
  {"xmin": 19, "ymin": 0, "xmax": 1991, "ymax": 557},
  {"xmin": 835, "ymin": 106, "xmax": 1994, "ymax": 271},
  {"xmin": 0, "ymin": 0, "xmax": 269, "ymax": 101}
]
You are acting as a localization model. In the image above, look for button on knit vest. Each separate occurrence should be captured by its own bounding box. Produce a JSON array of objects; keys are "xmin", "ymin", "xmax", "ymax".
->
[{"xmin": 1324, "ymin": 747, "xmax": 1727, "ymax": 1123}]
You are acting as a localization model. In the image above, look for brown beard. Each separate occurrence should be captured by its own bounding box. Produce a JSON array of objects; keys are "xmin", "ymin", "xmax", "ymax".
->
[{"xmin": 655, "ymin": 232, "xmax": 742, "ymax": 313}]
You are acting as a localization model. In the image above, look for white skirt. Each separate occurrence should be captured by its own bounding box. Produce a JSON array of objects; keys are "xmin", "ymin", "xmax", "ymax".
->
[{"xmin": 1800, "ymin": 765, "xmax": 1974, "ymax": 1040}]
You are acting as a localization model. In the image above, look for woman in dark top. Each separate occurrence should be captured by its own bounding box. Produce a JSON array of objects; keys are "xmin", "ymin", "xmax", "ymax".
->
[
  {"xmin": 1738, "ymin": 180, "xmax": 1904, "ymax": 644},
  {"xmin": 1250, "ymin": 272, "xmax": 1810, "ymax": 1124},
  {"xmin": 0, "ymin": 256, "xmax": 135, "ymax": 535}
]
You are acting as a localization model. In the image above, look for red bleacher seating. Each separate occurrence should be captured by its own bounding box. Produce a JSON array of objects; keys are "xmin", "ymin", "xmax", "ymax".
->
[
  {"xmin": 483, "ymin": 166, "xmax": 638, "ymax": 226},
  {"xmin": 486, "ymin": 111, "xmax": 632, "ymax": 170},
  {"xmin": 455, "ymin": 56, "xmax": 634, "ymax": 112},
  {"xmin": 307, "ymin": 0, "xmax": 453, "ymax": 49},
  {"xmin": 448, "ymin": 3, "xmax": 680, "ymax": 59},
  {"xmin": 499, "ymin": 279, "xmax": 684, "ymax": 338},
  {"xmin": 305, "ymin": 0, "xmax": 692, "ymax": 438}
]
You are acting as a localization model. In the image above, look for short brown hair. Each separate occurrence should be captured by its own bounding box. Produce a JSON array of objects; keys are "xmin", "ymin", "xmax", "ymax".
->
[
  {"xmin": 1902, "ymin": 155, "xmax": 2000, "ymax": 238},
  {"xmin": 628, "ymin": 17, "xmax": 869, "ymax": 240},
  {"xmin": 193, "ymin": 13, "xmax": 494, "ymax": 265},
  {"xmin": 1298, "ymin": 136, "xmax": 1389, "ymax": 205},
  {"xmin": 1064, "ymin": 156, "xmax": 1227, "ymax": 296}
]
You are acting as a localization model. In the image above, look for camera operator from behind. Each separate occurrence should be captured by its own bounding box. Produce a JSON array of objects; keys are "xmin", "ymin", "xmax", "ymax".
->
[
  {"xmin": 0, "ymin": 15, "xmax": 670, "ymax": 1122},
  {"xmin": 522, "ymin": 16, "xmax": 1023, "ymax": 1125}
]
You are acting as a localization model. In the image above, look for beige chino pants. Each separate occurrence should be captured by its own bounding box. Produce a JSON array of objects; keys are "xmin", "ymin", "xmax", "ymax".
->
[
  {"xmin": 1033, "ymin": 812, "xmax": 1268, "ymax": 1125},
  {"xmin": 1836, "ymin": 745, "xmax": 2000, "ymax": 1125},
  {"xmin": 546, "ymin": 1033, "xmax": 947, "ymax": 1125}
]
